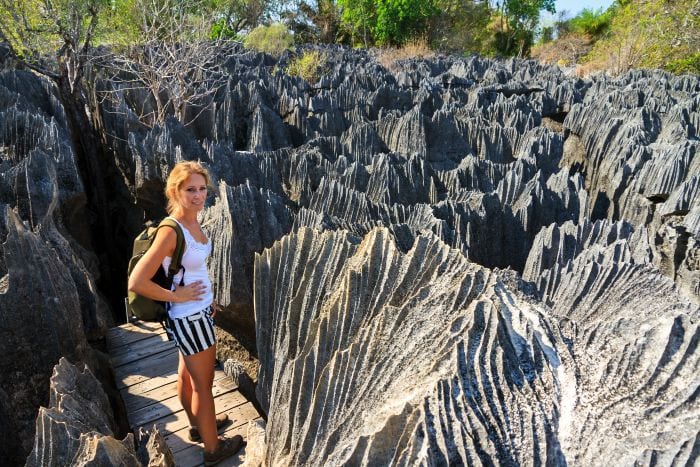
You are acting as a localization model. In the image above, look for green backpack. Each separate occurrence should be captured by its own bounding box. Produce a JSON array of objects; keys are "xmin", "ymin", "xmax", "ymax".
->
[{"xmin": 126, "ymin": 218, "xmax": 186, "ymax": 322}]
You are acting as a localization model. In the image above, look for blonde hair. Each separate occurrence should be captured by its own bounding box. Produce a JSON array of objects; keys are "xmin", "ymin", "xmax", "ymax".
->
[{"xmin": 164, "ymin": 161, "xmax": 211, "ymax": 214}]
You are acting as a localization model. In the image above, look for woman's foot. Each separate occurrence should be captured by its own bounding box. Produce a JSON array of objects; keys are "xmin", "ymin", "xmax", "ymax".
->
[
  {"xmin": 188, "ymin": 413, "xmax": 230, "ymax": 442},
  {"xmin": 203, "ymin": 435, "xmax": 245, "ymax": 466}
]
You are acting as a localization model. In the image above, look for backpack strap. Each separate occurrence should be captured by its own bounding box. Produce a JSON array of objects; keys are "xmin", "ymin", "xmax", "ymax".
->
[{"xmin": 157, "ymin": 218, "xmax": 186, "ymax": 284}]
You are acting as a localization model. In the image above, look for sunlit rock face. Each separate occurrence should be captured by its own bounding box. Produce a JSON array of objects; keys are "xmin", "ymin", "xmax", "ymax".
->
[
  {"xmin": 253, "ymin": 226, "xmax": 698, "ymax": 465},
  {"xmin": 255, "ymin": 227, "xmax": 568, "ymax": 465},
  {"xmin": 525, "ymin": 219, "xmax": 699, "ymax": 463},
  {"xmin": 26, "ymin": 358, "xmax": 171, "ymax": 467}
]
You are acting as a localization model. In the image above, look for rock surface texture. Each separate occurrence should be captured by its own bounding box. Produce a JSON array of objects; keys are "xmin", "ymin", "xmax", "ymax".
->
[
  {"xmin": 0, "ymin": 45, "xmax": 698, "ymax": 465},
  {"xmin": 26, "ymin": 358, "xmax": 172, "ymax": 467}
]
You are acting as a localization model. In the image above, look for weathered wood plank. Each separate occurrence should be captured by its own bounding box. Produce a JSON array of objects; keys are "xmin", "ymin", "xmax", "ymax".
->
[
  {"xmin": 129, "ymin": 378, "xmax": 239, "ymax": 428},
  {"xmin": 137, "ymin": 392, "xmax": 250, "ymax": 435},
  {"xmin": 123, "ymin": 370, "xmax": 230, "ymax": 413},
  {"xmin": 120, "ymin": 370, "xmax": 179, "ymax": 398},
  {"xmin": 110, "ymin": 335, "xmax": 174, "ymax": 368},
  {"xmin": 109, "ymin": 330, "xmax": 169, "ymax": 355},
  {"xmin": 107, "ymin": 324, "xmax": 261, "ymax": 467},
  {"xmin": 114, "ymin": 347, "xmax": 178, "ymax": 389},
  {"xmin": 106, "ymin": 321, "xmax": 167, "ymax": 351}
]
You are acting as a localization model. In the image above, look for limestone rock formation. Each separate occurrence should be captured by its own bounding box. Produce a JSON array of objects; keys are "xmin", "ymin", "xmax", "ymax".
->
[
  {"xmin": 523, "ymin": 220, "xmax": 699, "ymax": 464},
  {"xmin": 254, "ymin": 227, "xmax": 698, "ymax": 465},
  {"xmin": 201, "ymin": 180, "xmax": 293, "ymax": 335},
  {"xmin": 0, "ymin": 42, "xmax": 698, "ymax": 466},
  {"xmin": 26, "ymin": 358, "xmax": 172, "ymax": 467}
]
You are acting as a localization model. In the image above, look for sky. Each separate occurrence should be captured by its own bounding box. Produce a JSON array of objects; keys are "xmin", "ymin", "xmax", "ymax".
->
[{"xmin": 544, "ymin": 0, "xmax": 615, "ymax": 21}]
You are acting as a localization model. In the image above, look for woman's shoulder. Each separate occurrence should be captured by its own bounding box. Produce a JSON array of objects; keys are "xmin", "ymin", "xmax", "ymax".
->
[{"xmin": 153, "ymin": 223, "xmax": 179, "ymax": 254}]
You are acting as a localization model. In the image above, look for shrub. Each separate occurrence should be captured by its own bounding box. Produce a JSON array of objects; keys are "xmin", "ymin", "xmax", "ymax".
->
[
  {"xmin": 243, "ymin": 23, "xmax": 293, "ymax": 56},
  {"xmin": 286, "ymin": 50, "xmax": 328, "ymax": 84},
  {"xmin": 569, "ymin": 8, "xmax": 612, "ymax": 38},
  {"xmin": 665, "ymin": 52, "xmax": 700, "ymax": 75}
]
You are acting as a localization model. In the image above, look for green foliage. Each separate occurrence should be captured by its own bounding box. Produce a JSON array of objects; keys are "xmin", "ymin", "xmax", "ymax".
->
[
  {"xmin": 99, "ymin": 0, "xmax": 141, "ymax": 46},
  {"xmin": 243, "ymin": 23, "xmax": 294, "ymax": 55},
  {"xmin": 208, "ymin": 0, "xmax": 269, "ymax": 39},
  {"xmin": 210, "ymin": 18, "xmax": 242, "ymax": 40},
  {"xmin": 284, "ymin": 0, "xmax": 341, "ymax": 43},
  {"xmin": 489, "ymin": 0, "xmax": 556, "ymax": 56},
  {"xmin": 582, "ymin": 0, "xmax": 700, "ymax": 75},
  {"xmin": 0, "ymin": 0, "xmax": 109, "ymax": 60},
  {"xmin": 568, "ymin": 7, "xmax": 611, "ymax": 37},
  {"xmin": 373, "ymin": 0, "xmax": 438, "ymax": 45},
  {"xmin": 338, "ymin": 0, "xmax": 439, "ymax": 46},
  {"xmin": 665, "ymin": 52, "xmax": 700, "ymax": 75},
  {"xmin": 539, "ymin": 26, "xmax": 554, "ymax": 44},
  {"xmin": 428, "ymin": 0, "xmax": 490, "ymax": 53},
  {"xmin": 337, "ymin": 0, "xmax": 375, "ymax": 46},
  {"xmin": 286, "ymin": 49, "xmax": 327, "ymax": 83}
]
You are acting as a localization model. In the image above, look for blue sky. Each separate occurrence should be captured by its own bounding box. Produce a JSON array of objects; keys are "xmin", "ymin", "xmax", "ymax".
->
[{"xmin": 545, "ymin": 0, "xmax": 615, "ymax": 20}]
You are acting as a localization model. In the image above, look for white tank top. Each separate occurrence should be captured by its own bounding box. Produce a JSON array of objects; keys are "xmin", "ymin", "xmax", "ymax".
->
[{"xmin": 162, "ymin": 217, "xmax": 214, "ymax": 319}]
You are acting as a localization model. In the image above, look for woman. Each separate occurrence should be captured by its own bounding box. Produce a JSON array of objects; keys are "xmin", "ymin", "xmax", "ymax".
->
[{"xmin": 128, "ymin": 161, "xmax": 243, "ymax": 466}]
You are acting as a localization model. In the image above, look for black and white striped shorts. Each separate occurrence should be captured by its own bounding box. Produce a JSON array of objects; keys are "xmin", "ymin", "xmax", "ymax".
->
[{"xmin": 165, "ymin": 306, "xmax": 216, "ymax": 356}]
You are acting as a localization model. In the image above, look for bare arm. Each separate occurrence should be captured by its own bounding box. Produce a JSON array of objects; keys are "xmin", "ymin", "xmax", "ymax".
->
[{"xmin": 127, "ymin": 226, "xmax": 205, "ymax": 303}]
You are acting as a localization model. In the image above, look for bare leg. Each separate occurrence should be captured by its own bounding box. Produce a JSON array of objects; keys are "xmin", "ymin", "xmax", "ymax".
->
[
  {"xmin": 182, "ymin": 344, "xmax": 218, "ymax": 452},
  {"xmin": 177, "ymin": 352, "xmax": 196, "ymax": 427}
]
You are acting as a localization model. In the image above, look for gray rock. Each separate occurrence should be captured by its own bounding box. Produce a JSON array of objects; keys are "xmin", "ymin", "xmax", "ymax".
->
[
  {"xmin": 0, "ymin": 206, "xmax": 96, "ymax": 464},
  {"xmin": 255, "ymin": 227, "xmax": 568, "ymax": 464},
  {"xmin": 202, "ymin": 181, "xmax": 293, "ymax": 335},
  {"xmin": 26, "ymin": 358, "xmax": 142, "ymax": 467},
  {"xmin": 256, "ymin": 225, "xmax": 698, "ymax": 465},
  {"xmin": 523, "ymin": 221, "xmax": 699, "ymax": 464}
]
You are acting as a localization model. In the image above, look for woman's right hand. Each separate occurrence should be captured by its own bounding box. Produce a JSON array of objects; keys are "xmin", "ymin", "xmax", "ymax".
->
[{"xmin": 172, "ymin": 280, "xmax": 206, "ymax": 303}]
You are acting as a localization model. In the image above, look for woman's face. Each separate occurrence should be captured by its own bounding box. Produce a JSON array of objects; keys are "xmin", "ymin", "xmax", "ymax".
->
[{"xmin": 177, "ymin": 173, "xmax": 208, "ymax": 213}]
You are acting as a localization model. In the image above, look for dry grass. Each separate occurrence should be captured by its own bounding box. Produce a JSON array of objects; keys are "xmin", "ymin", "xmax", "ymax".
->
[
  {"xmin": 375, "ymin": 38, "xmax": 435, "ymax": 72},
  {"xmin": 531, "ymin": 33, "xmax": 593, "ymax": 67}
]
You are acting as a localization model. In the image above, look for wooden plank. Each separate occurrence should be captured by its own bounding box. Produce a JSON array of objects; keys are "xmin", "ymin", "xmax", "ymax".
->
[
  {"xmin": 107, "ymin": 324, "xmax": 166, "ymax": 352},
  {"xmin": 114, "ymin": 348, "xmax": 178, "ymax": 389},
  {"xmin": 106, "ymin": 322, "xmax": 261, "ymax": 467},
  {"xmin": 120, "ymin": 370, "xmax": 179, "ymax": 398},
  {"xmin": 137, "ymin": 391, "xmax": 250, "ymax": 435},
  {"xmin": 130, "ymin": 394, "xmax": 187, "ymax": 428},
  {"xmin": 123, "ymin": 370, "xmax": 230, "ymax": 413},
  {"xmin": 108, "ymin": 320, "xmax": 165, "ymax": 336},
  {"xmin": 129, "ymin": 377, "xmax": 239, "ymax": 428},
  {"xmin": 110, "ymin": 336, "xmax": 174, "ymax": 368},
  {"xmin": 109, "ymin": 331, "xmax": 169, "ymax": 359}
]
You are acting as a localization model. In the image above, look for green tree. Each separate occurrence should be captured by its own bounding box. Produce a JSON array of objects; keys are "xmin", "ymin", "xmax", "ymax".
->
[
  {"xmin": 338, "ymin": 0, "xmax": 439, "ymax": 46},
  {"xmin": 493, "ymin": 0, "xmax": 556, "ymax": 56},
  {"xmin": 582, "ymin": 0, "xmax": 700, "ymax": 74},
  {"xmin": 243, "ymin": 22, "xmax": 294, "ymax": 55},
  {"xmin": 286, "ymin": 0, "xmax": 341, "ymax": 43},
  {"xmin": 428, "ymin": 0, "xmax": 491, "ymax": 53},
  {"xmin": 337, "ymin": 0, "xmax": 374, "ymax": 46},
  {"xmin": 568, "ymin": 7, "xmax": 611, "ymax": 37},
  {"xmin": 374, "ymin": 0, "xmax": 438, "ymax": 45},
  {"xmin": 209, "ymin": 0, "xmax": 270, "ymax": 39}
]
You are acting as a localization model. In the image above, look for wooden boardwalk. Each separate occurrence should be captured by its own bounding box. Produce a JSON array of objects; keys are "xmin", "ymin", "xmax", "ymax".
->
[{"xmin": 107, "ymin": 321, "xmax": 260, "ymax": 466}]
